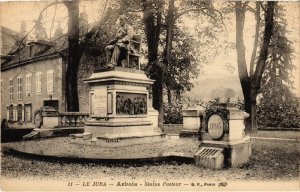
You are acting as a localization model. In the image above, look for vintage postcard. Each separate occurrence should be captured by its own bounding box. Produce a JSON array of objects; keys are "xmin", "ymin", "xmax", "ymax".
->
[{"xmin": 0, "ymin": 0, "xmax": 299, "ymax": 191}]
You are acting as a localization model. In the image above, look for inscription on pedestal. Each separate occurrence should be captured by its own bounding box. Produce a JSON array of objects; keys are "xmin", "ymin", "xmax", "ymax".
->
[
  {"xmin": 116, "ymin": 92, "xmax": 147, "ymax": 115},
  {"xmin": 92, "ymin": 88, "xmax": 107, "ymax": 117},
  {"xmin": 208, "ymin": 114, "xmax": 224, "ymax": 139}
]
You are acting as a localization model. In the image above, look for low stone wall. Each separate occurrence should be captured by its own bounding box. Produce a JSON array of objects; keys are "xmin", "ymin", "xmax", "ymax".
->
[{"xmin": 162, "ymin": 124, "xmax": 183, "ymax": 134}]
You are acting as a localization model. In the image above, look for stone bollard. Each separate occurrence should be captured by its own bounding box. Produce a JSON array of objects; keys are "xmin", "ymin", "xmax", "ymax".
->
[
  {"xmin": 180, "ymin": 106, "xmax": 204, "ymax": 137},
  {"xmin": 194, "ymin": 103, "xmax": 251, "ymax": 168}
]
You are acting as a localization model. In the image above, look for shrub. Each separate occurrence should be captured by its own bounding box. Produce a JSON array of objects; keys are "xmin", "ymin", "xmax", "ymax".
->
[
  {"xmin": 257, "ymin": 102, "xmax": 300, "ymax": 128},
  {"xmin": 163, "ymin": 102, "xmax": 183, "ymax": 124}
]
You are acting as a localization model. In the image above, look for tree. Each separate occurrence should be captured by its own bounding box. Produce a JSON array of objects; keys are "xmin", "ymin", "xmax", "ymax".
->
[
  {"xmin": 35, "ymin": 0, "xmax": 114, "ymax": 112},
  {"xmin": 260, "ymin": 3, "xmax": 296, "ymax": 104},
  {"xmin": 64, "ymin": 0, "xmax": 80, "ymax": 112},
  {"xmin": 142, "ymin": 0, "xmax": 164, "ymax": 127},
  {"xmin": 235, "ymin": 1, "xmax": 275, "ymax": 133},
  {"xmin": 257, "ymin": 4, "xmax": 300, "ymax": 128},
  {"xmin": 143, "ymin": 0, "xmax": 225, "ymax": 127}
]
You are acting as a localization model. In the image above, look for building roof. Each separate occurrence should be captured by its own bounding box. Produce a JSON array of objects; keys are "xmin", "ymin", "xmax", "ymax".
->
[
  {"xmin": 0, "ymin": 26, "xmax": 22, "ymax": 56},
  {"xmin": 1, "ymin": 34, "xmax": 68, "ymax": 71}
]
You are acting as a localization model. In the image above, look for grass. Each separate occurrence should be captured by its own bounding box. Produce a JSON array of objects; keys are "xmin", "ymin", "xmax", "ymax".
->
[{"xmin": 249, "ymin": 130, "xmax": 300, "ymax": 139}]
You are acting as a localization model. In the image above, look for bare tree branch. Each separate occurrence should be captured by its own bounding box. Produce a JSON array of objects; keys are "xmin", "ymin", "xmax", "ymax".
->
[
  {"xmin": 37, "ymin": 1, "xmax": 64, "ymax": 22},
  {"xmin": 259, "ymin": 2, "xmax": 267, "ymax": 12}
]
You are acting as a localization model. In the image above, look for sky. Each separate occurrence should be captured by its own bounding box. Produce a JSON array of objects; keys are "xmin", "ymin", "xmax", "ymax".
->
[{"xmin": 0, "ymin": 1, "xmax": 299, "ymax": 96}]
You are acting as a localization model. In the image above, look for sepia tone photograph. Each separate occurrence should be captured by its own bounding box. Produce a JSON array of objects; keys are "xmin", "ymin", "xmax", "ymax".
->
[{"xmin": 0, "ymin": 0, "xmax": 299, "ymax": 191}]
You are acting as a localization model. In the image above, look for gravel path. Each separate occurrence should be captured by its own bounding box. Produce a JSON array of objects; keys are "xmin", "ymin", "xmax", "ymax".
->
[
  {"xmin": 3, "ymin": 137, "xmax": 199, "ymax": 159},
  {"xmin": 1, "ymin": 137, "xmax": 299, "ymax": 181}
]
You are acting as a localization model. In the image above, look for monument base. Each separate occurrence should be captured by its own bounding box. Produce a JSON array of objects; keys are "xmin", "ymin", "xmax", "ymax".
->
[
  {"xmin": 71, "ymin": 118, "xmax": 166, "ymax": 147},
  {"xmin": 200, "ymin": 137, "xmax": 251, "ymax": 167},
  {"xmin": 76, "ymin": 67, "xmax": 165, "ymax": 147}
]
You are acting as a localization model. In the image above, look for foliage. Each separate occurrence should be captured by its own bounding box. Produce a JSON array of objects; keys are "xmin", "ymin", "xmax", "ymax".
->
[
  {"xmin": 257, "ymin": 3, "xmax": 299, "ymax": 128},
  {"xmin": 257, "ymin": 102, "xmax": 300, "ymax": 128},
  {"xmin": 162, "ymin": 26, "xmax": 200, "ymax": 95},
  {"xmin": 163, "ymin": 102, "xmax": 183, "ymax": 124},
  {"xmin": 260, "ymin": 4, "xmax": 295, "ymax": 101}
]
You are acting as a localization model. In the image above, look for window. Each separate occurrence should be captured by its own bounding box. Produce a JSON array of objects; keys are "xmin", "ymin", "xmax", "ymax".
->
[
  {"xmin": 9, "ymin": 105, "xmax": 13, "ymax": 122},
  {"xmin": 24, "ymin": 104, "xmax": 32, "ymax": 122},
  {"xmin": 36, "ymin": 72, "xmax": 42, "ymax": 93},
  {"xmin": 9, "ymin": 79, "xmax": 13, "ymax": 101},
  {"xmin": 17, "ymin": 104, "xmax": 23, "ymax": 122},
  {"xmin": 26, "ymin": 74, "xmax": 32, "ymax": 95},
  {"xmin": 47, "ymin": 70, "xmax": 54, "ymax": 93},
  {"xmin": 17, "ymin": 76, "xmax": 22, "ymax": 100},
  {"xmin": 13, "ymin": 105, "xmax": 17, "ymax": 122}
]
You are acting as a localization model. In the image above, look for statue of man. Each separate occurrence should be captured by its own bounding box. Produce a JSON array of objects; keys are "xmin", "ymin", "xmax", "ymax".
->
[{"xmin": 105, "ymin": 15, "xmax": 134, "ymax": 67}]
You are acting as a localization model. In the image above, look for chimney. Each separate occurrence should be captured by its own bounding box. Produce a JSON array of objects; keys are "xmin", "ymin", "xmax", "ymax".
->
[
  {"xmin": 35, "ymin": 20, "xmax": 48, "ymax": 41},
  {"xmin": 54, "ymin": 21, "xmax": 63, "ymax": 39}
]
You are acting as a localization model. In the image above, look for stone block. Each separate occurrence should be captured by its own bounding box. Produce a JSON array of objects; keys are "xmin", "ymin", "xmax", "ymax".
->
[
  {"xmin": 228, "ymin": 108, "xmax": 249, "ymax": 120},
  {"xmin": 201, "ymin": 137, "xmax": 251, "ymax": 167},
  {"xmin": 82, "ymin": 132, "xmax": 92, "ymax": 140},
  {"xmin": 183, "ymin": 116, "xmax": 201, "ymax": 130},
  {"xmin": 182, "ymin": 106, "xmax": 204, "ymax": 132},
  {"xmin": 43, "ymin": 117, "xmax": 59, "ymax": 128},
  {"xmin": 194, "ymin": 147, "xmax": 224, "ymax": 169},
  {"xmin": 148, "ymin": 107, "xmax": 159, "ymax": 127},
  {"xmin": 228, "ymin": 120, "xmax": 244, "ymax": 141},
  {"xmin": 228, "ymin": 139, "xmax": 251, "ymax": 167},
  {"xmin": 182, "ymin": 107, "xmax": 204, "ymax": 117}
]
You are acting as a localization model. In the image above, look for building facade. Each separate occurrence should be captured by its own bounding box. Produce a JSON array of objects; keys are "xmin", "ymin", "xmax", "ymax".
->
[{"xmin": 1, "ymin": 41, "xmax": 66, "ymax": 129}]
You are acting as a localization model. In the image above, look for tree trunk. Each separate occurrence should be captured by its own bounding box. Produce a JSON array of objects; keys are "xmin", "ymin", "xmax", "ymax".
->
[
  {"xmin": 153, "ymin": 71, "xmax": 164, "ymax": 127},
  {"xmin": 249, "ymin": 2, "xmax": 260, "ymax": 77},
  {"xmin": 235, "ymin": 2, "xmax": 253, "ymax": 132},
  {"xmin": 142, "ymin": 0, "xmax": 164, "ymax": 127},
  {"xmin": 64, "ymin": 0, "xmax": 80, "ymax": 112},
  {"xmin": 244, "ymin": 86, "xmax": 259, "ymax": 133},
  {"xmin": 165, "ymin": 0, "xmax": 175, "ymax": 106}
]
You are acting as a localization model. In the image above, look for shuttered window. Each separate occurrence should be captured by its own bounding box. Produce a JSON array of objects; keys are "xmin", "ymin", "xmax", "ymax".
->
[
  {"xmin": 17, "ymin": 77, "xmax": 22, "ymax": 100},
  {"xmin": 26, "ymin": 74, "xmax": 32, "ymax": 95},
  {"xmin": 47, "ymin": 70, "xmax": 54, "ymax": 93},
  {"xmin": 9, "ymin": 79, "xmax": 13, "ymax": 101},
  {"xmin": 36, "ymin": 72, "xmax": 42, "ymax": 93}
]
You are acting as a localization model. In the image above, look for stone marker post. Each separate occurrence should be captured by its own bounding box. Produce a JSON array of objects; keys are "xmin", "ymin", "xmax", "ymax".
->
[
  {"xmin": 180, "ymin": 106, "xmax": 204, "ymax": 137},
  {"xmin": 194, "ymin": 103, "xmax": 251, "ymax": 169}
]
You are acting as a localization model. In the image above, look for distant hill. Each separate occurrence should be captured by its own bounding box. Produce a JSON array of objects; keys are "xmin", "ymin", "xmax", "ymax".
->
[{"xmin": 187, "ymin": 76, "xmax": 244, "ymax": 102}]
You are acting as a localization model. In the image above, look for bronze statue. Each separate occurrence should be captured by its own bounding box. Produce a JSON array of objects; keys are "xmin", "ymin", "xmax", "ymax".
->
[{"xmin": 105, "ymin": 15, "xmax": 134, "ymax": 67}]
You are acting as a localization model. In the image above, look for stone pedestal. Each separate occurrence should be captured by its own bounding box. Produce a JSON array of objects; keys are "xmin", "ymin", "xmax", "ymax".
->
[
  {"xmin": 195, "ymin": 103, "xmax": 251, "ymax": 168},
  {"xmin": 41, "ymin": 107, "xmax": 59, "ymax": 128},
  {"xmin": 180, "ymin": 106, "xmax": 204, "ymax": 137},
  {"xmin": 71, "ymin": 67, "xmax": 165, "ymax": 147}
]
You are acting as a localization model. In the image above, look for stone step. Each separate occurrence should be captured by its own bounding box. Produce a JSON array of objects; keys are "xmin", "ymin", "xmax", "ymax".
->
[
  {"xmin": 23, "ymin": 131, "xmax": 40, "ymax": 140},
  {"xmin": 194, "ymin": 147, "xmax": 224, "ymax": 169}
]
